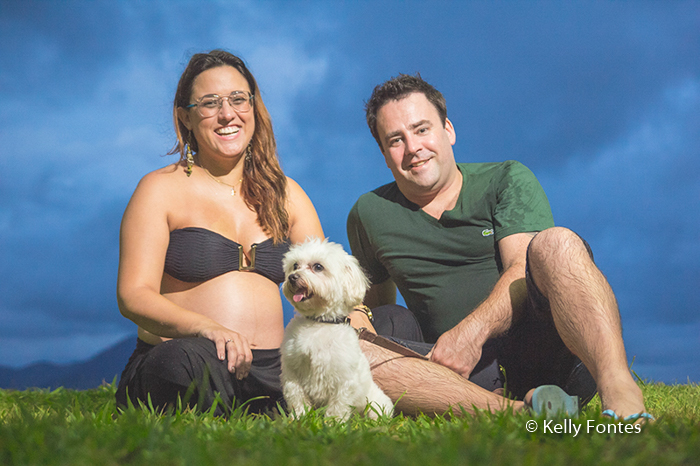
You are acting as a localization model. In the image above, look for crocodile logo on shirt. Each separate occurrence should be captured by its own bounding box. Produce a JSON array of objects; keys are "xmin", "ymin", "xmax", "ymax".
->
[{"xmin": 482, "ymin": 229, "xmax": 494, "ymax": 237}]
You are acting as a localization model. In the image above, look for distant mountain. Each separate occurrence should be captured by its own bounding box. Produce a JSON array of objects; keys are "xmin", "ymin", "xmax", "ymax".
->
[{"xmin": 0, "ymin": 336, "xmax": 136, "ymax": 390}]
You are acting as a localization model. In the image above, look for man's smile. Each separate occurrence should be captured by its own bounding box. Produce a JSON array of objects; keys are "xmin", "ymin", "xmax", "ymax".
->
[{"xmin": 406, "ymin": 157, "xmax": 431, "ymax": 171}]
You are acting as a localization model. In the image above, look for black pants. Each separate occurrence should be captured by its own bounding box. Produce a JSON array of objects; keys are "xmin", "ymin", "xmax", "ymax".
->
[
  {"xmin": 373, "ymin": 303, "xmax": 596, "ymax": 405},
  {"xmin": 115, "ymin": 307, "xmax": 423, "ymax": 417},
  {"xmin": 116, "ymin": 338, "xmax": 283, "ymax": 417}
]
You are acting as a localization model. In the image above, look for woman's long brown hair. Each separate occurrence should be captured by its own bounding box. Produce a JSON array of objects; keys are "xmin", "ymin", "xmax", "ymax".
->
[{"xmin": 169, "ymin": 50, "xmax": 289, "ymax": 243}]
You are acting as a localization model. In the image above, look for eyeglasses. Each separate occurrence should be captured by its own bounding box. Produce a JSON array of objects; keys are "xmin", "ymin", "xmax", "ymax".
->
[{"xmin": 186, "ymin": 91, "xmax": 254, "ymax": 118}]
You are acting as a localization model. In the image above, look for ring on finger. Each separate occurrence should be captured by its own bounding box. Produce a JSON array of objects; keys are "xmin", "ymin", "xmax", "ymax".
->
[{"xmin": 226, "ymin": 339, "xmax": 232, "ymax": 344}]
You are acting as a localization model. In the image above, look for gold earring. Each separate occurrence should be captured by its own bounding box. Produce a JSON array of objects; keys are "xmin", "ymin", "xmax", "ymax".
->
[{"xmin": 185, "ymin": 144, "xmax": 195, "ymax": 177}]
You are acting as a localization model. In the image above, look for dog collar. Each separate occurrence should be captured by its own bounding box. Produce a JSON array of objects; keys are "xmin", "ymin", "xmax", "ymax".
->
[{"xmin": 308, "ymin": 316, "xmax": 351, "ymax": 325}]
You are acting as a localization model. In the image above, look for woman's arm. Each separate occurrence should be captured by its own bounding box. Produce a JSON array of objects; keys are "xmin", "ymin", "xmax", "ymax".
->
[
  {"xmin": 116, "ymin": 170, "xmax": 252, "ymax": 378},
  {"xmin": 285, "ymin": 177, "xmax": 324, "ymax": 243}
]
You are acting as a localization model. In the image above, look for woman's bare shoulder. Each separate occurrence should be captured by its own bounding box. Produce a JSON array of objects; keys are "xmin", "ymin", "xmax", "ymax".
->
[
  {"xmin": 140, "ymin": 163, "xmax": 183, "ymax": 185},
  {"xmin": 285, "ymin": 176, "xmax": 307, "ymax": 197},
  {"xmin": 284, "ymin": 176, "xmax": 314, "ymax": 208},
  {"xmin": 132, "ymin": 163, "xmax": 184, "ymax": 194},
  {"xmin": 125, "ymin": 163, "xmax": 185, "ymax": 213}
]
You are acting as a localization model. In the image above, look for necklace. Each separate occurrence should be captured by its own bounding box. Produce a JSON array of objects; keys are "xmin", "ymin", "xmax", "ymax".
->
[{"xmin": 200, "ymin": 166, "xmax": 243, "ymax": 196}]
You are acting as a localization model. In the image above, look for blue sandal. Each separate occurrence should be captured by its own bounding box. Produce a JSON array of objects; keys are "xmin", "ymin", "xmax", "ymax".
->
[
  {"xmin": 531, "ymin": 385, "xmax": 579, "ymax": 418},
  {"xmin": 602, "ymin": 409, "xmax": 655, "ymax": 422}
]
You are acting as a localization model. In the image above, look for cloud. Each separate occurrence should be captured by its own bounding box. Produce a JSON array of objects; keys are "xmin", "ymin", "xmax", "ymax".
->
[
  {"xmin": 368, "ymin": 2, "xmax": 700, "ymax": 173},
  {"xmin": 247, "ymin": 43, "xmax": 330, "ymax": 147},
  {"xmin": 0, "ymin": 1, "xmax": 698, "ymax": 385},
  {"xmin": 534, "ymin": 77, "xmax": 700, "ymax": 379},
  {"xmin": 0, "ymin": 0, "xmax": 340, "ymax": 367}
]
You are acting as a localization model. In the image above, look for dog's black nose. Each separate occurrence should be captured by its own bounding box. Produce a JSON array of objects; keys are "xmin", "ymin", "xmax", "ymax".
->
[{"xmin": 288, "ymin": 273, "xmax": 299, "ymax": 284}]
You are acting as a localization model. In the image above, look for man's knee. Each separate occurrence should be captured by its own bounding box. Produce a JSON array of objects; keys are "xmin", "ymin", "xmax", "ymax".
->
[
  {"xmin": 528, "ymin": 227, "xmax": 592, "ymax": 269},
  {"xmin": 371, "ymin": 304, "xmax": 425, "ymax": 341}
]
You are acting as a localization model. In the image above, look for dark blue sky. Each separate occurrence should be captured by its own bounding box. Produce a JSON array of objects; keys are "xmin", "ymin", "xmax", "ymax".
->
[{"xmin": 1, "ymin": 1, "xmax": 698, "ymax": 383}]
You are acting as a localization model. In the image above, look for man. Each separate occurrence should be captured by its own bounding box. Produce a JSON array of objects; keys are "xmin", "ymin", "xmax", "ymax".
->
[{"xmin": 347, "ymin": 74, "xmax": 649, "ymax": 420}]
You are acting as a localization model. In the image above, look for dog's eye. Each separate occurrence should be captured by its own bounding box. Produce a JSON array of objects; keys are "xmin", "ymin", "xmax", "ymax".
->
[
  {"xmin": 312, "ymin": 263, "xmax": 324, "ymax": 273},
  {"xmin": 293, "ymin": 263, "xmax": 299, "ymax": 270}
]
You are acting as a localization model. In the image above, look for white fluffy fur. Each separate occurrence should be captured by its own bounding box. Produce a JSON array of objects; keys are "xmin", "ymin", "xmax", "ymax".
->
[{"xmin": 280, "ymin": 238, "xmax": 394, "ymax": 420}]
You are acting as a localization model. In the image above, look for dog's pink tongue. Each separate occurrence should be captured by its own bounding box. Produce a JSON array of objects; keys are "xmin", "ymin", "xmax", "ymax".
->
[{"xmin": 293, "ymin": 293, "xmax": 305, "ymax": 303}]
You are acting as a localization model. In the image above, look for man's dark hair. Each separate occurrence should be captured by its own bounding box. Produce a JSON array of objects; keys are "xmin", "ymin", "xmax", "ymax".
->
[{"xmin": 365, "ymin": 73, "xmax": 447, "ymax": 150}]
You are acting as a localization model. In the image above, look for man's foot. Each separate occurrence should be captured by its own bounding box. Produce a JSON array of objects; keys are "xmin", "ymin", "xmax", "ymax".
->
[
  {"xmin": 598, "ymin": 375, "xmax": 650, "ymax": 422},
  {"xmin": 602, "ymin": 409, "xmax": 655, "ymax": 422}
]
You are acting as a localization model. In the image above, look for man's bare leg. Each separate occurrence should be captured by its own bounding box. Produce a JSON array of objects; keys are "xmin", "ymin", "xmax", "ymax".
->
[
  {"xmin": 527, "ymin": 227, "xmax": 647, "ymax": 418},
  {"xmin": 360, "ymin": 340, "xmax": 525, "ymax": 416}
]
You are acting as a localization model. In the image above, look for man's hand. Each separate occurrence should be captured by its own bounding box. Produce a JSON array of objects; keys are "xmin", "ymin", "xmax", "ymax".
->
[{"xmin": 427, "ymin": 319, "xmax": 488, "ymax": 378}]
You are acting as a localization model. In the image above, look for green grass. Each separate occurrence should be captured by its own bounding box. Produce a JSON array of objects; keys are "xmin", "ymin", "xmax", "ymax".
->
[{"xmin": 1, "ymin": 381, "xmax": 698, "ymax": 465}]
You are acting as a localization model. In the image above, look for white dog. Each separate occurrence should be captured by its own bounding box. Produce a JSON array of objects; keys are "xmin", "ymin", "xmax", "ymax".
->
[{"xmin": 280, "ymin": 238, "xmax": 394, "ymax": 420}]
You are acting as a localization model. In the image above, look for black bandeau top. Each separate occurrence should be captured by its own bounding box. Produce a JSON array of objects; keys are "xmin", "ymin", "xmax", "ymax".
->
[{"xmin": 164, "ymin": 227, "xmax": 290, "ymax": 285}]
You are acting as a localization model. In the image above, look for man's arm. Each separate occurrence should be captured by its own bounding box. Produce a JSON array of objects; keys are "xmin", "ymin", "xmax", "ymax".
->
[
  {"xmin": 428, "ymin": 232, "xmax": 536, "ymax": 378},
  {"xmin": 364, "ymin": 279, "xmax": 397, "ymax": 308}
]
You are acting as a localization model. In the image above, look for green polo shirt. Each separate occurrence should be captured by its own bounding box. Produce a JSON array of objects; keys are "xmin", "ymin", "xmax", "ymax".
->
[{"xmin": 347, "ymin": 161, "xmax": 554, "ymax": 342}]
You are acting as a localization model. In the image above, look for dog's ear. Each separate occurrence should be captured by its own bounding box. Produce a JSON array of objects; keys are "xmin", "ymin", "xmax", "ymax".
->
[
  {"xmin": 342, "ymin": 255, "xmax": 371, "ymax": 305},
  {"xmin": 281, "ymin": 247, "xmax": 296, "ymax": 274}
]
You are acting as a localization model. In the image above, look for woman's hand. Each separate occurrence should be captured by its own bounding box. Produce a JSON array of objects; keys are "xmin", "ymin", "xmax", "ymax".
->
[{"xmin": 198, "ymin": 324, "xmax": 253, "ymax": 380}]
